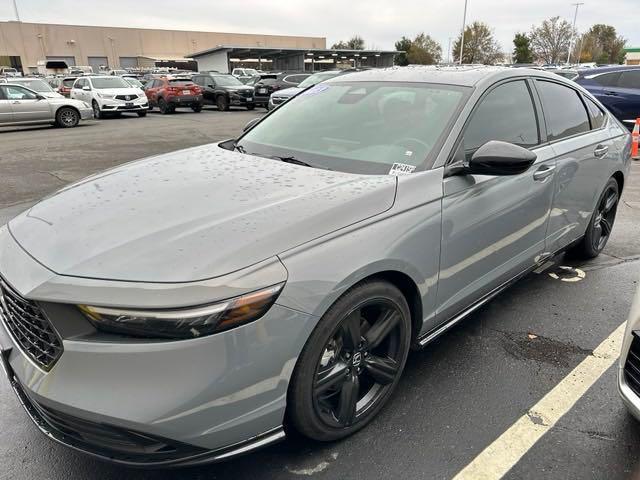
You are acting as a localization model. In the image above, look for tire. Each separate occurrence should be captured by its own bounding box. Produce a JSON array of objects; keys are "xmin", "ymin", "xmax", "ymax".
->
[
  {"xmin": 158, "ymin": 98, "xmax": 173, "ymax": 114},
  {"xmin": 137, "ymin": 111, "xmax": 147, "ymax": 117},
  {"xmin": 147, "ymin": 104, "xmax": 153, "ymax": 112},
  {"xmin": 288, "ymin": 280, "xmax": 411, "ymax": 442},
  {"xmin": 247, "ymin": 104, "xmax": 255, "ymax": 111},
  {"xmin": 55, "ymin": 107, "xmax": 80, "ymax": 128},
  {"xmin": 216, "ymin": 95, "xmax": 230, "ymax": 111},
  {"xmin": 191, "ymin": 103, "xmax": 203, "ymax": 113},
  {"xmin": 568, "ymin": 177, "xmax": 620, "ymax": 259},
  {"xmin": 92, "ymin": 100, "xmax": 102, "ymax": 119}
]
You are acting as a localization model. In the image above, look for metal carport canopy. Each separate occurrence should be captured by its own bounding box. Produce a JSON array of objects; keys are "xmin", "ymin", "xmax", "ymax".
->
[{"xmin": 191, "ymin": 45, "xmax": 399, "ymax": 59}]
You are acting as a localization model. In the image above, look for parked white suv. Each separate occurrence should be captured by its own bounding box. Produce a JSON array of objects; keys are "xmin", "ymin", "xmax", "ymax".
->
[{"xmin": 70, "ymin": 75, "xmax": 148, "ymax": 119}]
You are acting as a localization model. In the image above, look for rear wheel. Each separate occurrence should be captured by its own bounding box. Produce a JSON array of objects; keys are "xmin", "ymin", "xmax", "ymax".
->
[
  {"xmin": 216, "ymin": 96, "xmax": 230, "ymax": 111},
  {"xmin": 288, "ymin": 280, "xmax": 411, "ymax": 441},
  {"xmin": 55, "ymin": 107, "xmax": 80, "ymax": 128},
  {"xmin": 247, "ymin": 104, "xmax": 255, "ymax": 111},
  {"xmin": 158, "ymin": 98, "xmax": 173, "ymax": 114},
  {"xmin": 92, "ymin": 100, "xmax": 102, "ymax": 119},
  {"xmin": 568, "ymin": 177, "xmax": 619, "ymax": 259}
]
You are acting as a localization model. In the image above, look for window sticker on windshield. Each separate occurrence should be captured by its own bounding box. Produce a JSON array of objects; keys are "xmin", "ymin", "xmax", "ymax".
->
[
  {"xmin": 301, "ymin": 84, "xmax": 330, "ymax": 96},
  {"xmin": 388, "ymin": 163, "xmax": 416, "ymax": 176}
]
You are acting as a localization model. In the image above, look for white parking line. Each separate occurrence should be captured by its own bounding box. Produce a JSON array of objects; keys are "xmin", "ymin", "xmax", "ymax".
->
[{"xmin": 452, "ymin": 322, "xmax": 626, "ymax": 480}]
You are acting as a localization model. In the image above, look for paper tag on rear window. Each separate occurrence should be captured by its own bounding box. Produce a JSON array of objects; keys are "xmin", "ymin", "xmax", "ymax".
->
[{"xmin": 388, "ymin": 163, "xmax": 416, "ymax": 176}]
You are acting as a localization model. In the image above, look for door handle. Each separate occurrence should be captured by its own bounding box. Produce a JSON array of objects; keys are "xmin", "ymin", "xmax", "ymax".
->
[
  {"xmin": 533, "ymin": 165, "xmax": 556, "ymax": 181},
  {"xmin": 594, "ymin": 145, "xmax": 609, "ymax": 158},
  {"xmin": 11, "ymin": 101, "xmax": 20, "ymax": 104}
]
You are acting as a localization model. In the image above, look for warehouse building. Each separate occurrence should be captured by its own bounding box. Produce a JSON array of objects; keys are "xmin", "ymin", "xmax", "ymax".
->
[
  {"xmin": 0, "ymin": 21, "xmax": 326, "ymax": 73},
  {"xmin": 625, "ymin": 47, "xmax": 640, "ymax": 66}
]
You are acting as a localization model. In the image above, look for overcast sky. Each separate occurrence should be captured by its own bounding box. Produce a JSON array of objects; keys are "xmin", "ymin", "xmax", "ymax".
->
[{"xmin": 1, "ymin": 0, "xmax": 638, "ymax": 57}]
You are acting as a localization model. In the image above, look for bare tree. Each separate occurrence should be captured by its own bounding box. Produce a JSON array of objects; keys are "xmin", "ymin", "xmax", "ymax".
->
[
  {"xmin": 529, "ymin": 16, "xmax": 575, "ymax": 64},
  {"xmin": 331, "ymin": 35, "xmax": 365, "ymax": 50},
  {"xmin": 452, "ymin": 22, "xmax": 503, "ymax": 65}
]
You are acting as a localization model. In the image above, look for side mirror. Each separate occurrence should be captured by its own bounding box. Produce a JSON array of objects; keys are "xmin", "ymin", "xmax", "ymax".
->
[
  {"xmin": 465, "ymin": 141, "xmax": 537, "ymax": 176},
  {"xmin": 82, "ymin": 85, "xmax": 91, "ymax": 91},
  {"xmin": 35, "ymin": 94, "xmax": 46, "ymax": 100},
  {"xmin": 243, "ymin": 118, "xmax": 261, "ymax": 132}
]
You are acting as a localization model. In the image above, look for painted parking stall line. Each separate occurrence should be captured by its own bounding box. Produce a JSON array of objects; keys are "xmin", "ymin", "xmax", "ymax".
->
[{"xmin": 452, "ymin": 321, "xmax": 626, "ymax": 480}]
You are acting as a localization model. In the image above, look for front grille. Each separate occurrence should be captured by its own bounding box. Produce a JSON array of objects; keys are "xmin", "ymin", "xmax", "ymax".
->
[
  {"xmin": 115, "ymin": 94, "xmax": 138, "ymax": 101},
  {"xmin": 624, "ymin": 333, "xmax": 640, "ymax": 397},
  {"xmin": 240, "ymin": 90, "xmax": 253, "ymax": 97},
  {"xmin": 0, "ymin": 278, "xmax": 63, "ymax": 371}
]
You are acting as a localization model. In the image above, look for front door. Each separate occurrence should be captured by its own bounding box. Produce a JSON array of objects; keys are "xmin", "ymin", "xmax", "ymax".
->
[
  {"xmin": 0, "ymin": 86, "xmax": 15, "ymax": 124},
  {"xmin": 436, "ymin": 79, "xmax": 556, "ymax": 323},
  {"xmin": 3, "ymin": 85, "xmax": 51, "ymax": 122}
]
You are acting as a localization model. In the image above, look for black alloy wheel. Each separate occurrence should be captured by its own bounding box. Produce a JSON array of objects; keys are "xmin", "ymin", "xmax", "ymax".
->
[
  {"xmin": 217, "ymin": 96, "xmax": 230, "ymax": 111},
  {"xmin": 570, "ymin": 177, "xmax": 620, "ymax": 259},
  {"xmin": 288, "ymin": 281, "xmax": 411, "ymax": 441}
]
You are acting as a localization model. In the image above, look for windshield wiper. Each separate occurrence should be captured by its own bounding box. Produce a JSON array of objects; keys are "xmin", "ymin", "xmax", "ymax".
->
[
  {"xmin": 269, "ymin": 155, "xmax": 315, "ymax": 168},
  {"xmin": 233, "ymin": 143, "xmax": 247, "ymax": 154}
]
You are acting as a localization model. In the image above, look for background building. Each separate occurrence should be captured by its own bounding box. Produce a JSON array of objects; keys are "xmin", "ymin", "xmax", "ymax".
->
[
  {"xmin": 0, "ymin": 21, "xmax": 326, "ymax": 73},
  {"xmin": 625, "ymin": 47, "xmax": 640, "ymax": 65}
]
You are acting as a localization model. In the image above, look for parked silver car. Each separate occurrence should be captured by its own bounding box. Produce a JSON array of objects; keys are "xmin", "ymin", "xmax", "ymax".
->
[
  {"xmin": 0, "ymin": 83, "xmax": 92, "ymax": 128},
  {"xmin": 0, "ymin": 67, "xmax": 631, "ymax": 466}
]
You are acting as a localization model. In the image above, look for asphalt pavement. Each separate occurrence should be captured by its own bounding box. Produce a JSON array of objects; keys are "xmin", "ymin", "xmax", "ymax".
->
[{"xmin": 1, "ymin": 110, "xmax": 640, "ymax": 479}]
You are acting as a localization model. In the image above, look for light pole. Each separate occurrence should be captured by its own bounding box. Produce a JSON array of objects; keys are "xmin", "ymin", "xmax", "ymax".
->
[
  {"xmin": 458, "ymin": 0, "xmax": 469, "ymax": 64},
  {"xmin": 447, "ymin": 37, "xmax": 452, "ymax": 64},
  {"xmin": 12, "ymin": 0, "xmax": 20, "ymax": 21},
  {"xmin": 567, "ymin": 2, "xmax": 584, "ymax": 65}
]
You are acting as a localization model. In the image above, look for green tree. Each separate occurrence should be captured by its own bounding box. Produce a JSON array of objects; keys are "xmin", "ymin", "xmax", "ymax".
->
[
  {"xmin": 577, "ymin": 24, "xmax": 625, "ymax": 64},
  {"xmin": 513, "ymin": 33, "xmax": 534, "ymax": 63},
  {"xmin": 452, "ymin": 21, "xmax": 503, "ymax": 64},
  {"xmin": 331, "ymin": 35, "xmax": 365, "ymax": 50},
  {"xmin": 529, "ymin": 16, "xmax": 574, "ymax": 64},
  {"xmin": 407, "ymin": 33, "xmax": 442, "ymax": 65},
  {"xmin": 394, "ymin": 36, "xmax": 413, "ymax": 66}
]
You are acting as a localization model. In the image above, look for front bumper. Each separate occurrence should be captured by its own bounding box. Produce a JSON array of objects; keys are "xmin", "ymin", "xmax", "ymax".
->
[
  {"xmin": 79, "ymin": 107, "xmax": 93, "ymax": 120},
  {"xmin": 100, "ymin": 99, "xmax": 149, "ymax": 112},
  {"xmin": 229, "ymin": 94, "xmax": 254, "ymax": 106},
  {"xmin": 0, "ymin": 227, "xmax": 319, "ymax": 466}
]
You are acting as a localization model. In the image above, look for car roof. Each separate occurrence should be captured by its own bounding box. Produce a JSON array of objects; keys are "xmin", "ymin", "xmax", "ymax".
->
[
  {"xmin": 577, "ymin": 65, "xmax": 640, "ymax": 77},
  {"xmin": 323, "ymin": 65, "xmax": 565, "ymax": 87}
]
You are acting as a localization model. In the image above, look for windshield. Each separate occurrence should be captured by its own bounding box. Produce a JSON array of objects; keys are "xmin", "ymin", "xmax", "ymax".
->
[
  {"xmin": 92, "ymin": 77, "xmax": 130, "ymax": 89},
  {"xmin": 212, "ymin": 75, "xmax": 244, "ymax": 87},
  {"xmin": 298, "ymin": 72, "xmax": 342, "ymax": 89},
  {"xmin": 237, "ymin": 81, "xmax": 467, "ymax": 175},
  {"xmin": 12, "ymin": 79, "xmax": 53, "ymax": 92},
  {"xmin": 124, "ymin": 78, "xmax": 143, "ymax": 88}
]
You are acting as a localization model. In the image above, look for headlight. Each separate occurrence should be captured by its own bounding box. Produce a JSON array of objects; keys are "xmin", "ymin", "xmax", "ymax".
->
[
  {"xmin": 97, "ymin": 93, "xmax": 114, "ymax": 99},
  {"xmin": 78, "ymin": 283, "xmax": 284, "ymax": 339}
]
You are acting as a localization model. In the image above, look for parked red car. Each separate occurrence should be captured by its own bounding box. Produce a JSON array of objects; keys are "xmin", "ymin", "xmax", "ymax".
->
[
  {"xmin": 144, "ymin": 76, "xmax": 203, "ymax": 114},
  {"xmin": 58, "ymin": 77, "xmax": 78, "ymax": 97}
]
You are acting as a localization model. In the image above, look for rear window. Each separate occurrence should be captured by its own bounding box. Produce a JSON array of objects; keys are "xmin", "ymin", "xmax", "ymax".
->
[
  {"xmin": 536, "ymin": 80, "xmax": 590, "ymax": 142},
  {"xmin": 62, "ymin": 78, "xmax": 76, "ymax": 87},
  {"xmin": 168, "ymin": 79, "xmax": 194, "ymax": 86}
]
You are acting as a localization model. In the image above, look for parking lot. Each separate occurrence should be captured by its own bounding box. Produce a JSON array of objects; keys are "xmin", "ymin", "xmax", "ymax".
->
[{"xmin": 1, "ymin": 109, "xmax": 640, "ymax": 479}]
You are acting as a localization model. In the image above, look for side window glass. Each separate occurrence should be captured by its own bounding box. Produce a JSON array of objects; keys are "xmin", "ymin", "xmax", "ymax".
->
[
  {"xmin": 618, "ymin": 71, "xmax": 640, "ymax": 89},
  {"xmin": 5, "ymin": 86, "xmax": 36, "ymax": 100},
  {"xmin": 592, "ymin": 72, "xmax": 621, "ymax": 87},
  {"xmin": 585, "ymin": 97, "xmax": 606, "ymax": 129},
  {"xmin": 536, "ymin": 80, "xmax": 590, "ymax": 141},
  {"xmin": 463, "ymin": 80, "xmax": 539, "ymax": 157},
  {"xmin": 0, "ymin": 86, "xmax": 6, "ymax": 100}
]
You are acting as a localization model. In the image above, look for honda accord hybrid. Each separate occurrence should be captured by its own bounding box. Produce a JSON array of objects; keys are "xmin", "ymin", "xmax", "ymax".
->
[{"xmin": 0, "ymin": 66, "xmax": 631, "ymax": 467}]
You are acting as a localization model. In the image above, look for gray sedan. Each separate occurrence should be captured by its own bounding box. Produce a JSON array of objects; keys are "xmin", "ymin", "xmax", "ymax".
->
[
  {"xmin": 0, "ymin": 67, "xmax": 631, "ymax": 466},
  {"xmin": 0, "ymin": 83, "xmax": 92, "ymax": 128}
]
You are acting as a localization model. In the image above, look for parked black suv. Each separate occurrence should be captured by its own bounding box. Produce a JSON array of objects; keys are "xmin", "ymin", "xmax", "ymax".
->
[
  {"xmin": 191, "ymin": 73, "xmax": 255, "ymax": 111},
  {"xmin": 253, "ymin": 72, "xmax": 311, "ymax": 108}
]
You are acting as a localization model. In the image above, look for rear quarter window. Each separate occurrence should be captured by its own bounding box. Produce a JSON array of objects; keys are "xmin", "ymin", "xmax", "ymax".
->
[
  {"xmin": 584, "ymin": 97, "xmax": 606, "ymax": 129},
  {"xmin": 591, "ymin": 72, "xmax": 621, "ymax": 87}
]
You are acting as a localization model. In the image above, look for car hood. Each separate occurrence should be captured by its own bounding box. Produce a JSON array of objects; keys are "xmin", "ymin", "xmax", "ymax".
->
[
  {"xmin": 8, "ymin": 144, "xmax": 396, "ymax": 283},
  {"xmin": 97, "ymin": 87, "xmax": 144, "ymax": 96},
  {"xmin": 40, "ymin": 91, "xmax": 64, "ymax": 98},
  {"xmin": 273, "ymin": 87, "xmax": 302, "ymax": 98}
]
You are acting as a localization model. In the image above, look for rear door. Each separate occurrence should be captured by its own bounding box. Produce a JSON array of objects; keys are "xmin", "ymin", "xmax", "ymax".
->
[
  {"xmin": 437, "ymin": 79, "xmax": 557, "ymax": 322},
  {"xmin": 534, "ymin": 79, "xmax": 613, "ymax": 252},
  {"xmin": 0, "ymin": 86, "xmax": 15, "ymax": 124},
  {"xmin": 3, "ymin": 85, "xmax": 51, "ymax": 122},
  {"xmin": 614, "ymin": 70, "xmax": 640, "ymax": 123}
]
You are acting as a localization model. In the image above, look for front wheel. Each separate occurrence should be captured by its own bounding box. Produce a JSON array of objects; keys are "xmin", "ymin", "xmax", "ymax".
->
[
  {"xmin": 216, "ymin": 96, "xmax": 230, "ymax": 111},
  {"xmin": 92, "ymin": 101, "xmax": 102, "ymax": 119},
  {"xmin": 247, "ymin": 104, "xmax": 255, "ymax": 111},
  {"xmin": 137, "ymin": 111, "xmax": 147, "ymax": 117},
  {"xmin": 55, "ymin": 107, "xmax": 80, "ymax": 128},
  {"xmin": 288, "ymin": 280, "xmax": 411, "ymax": 441},
  {"xmin": 568, "ymin": 177, "xmax": 620, "ymax": 259}
]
